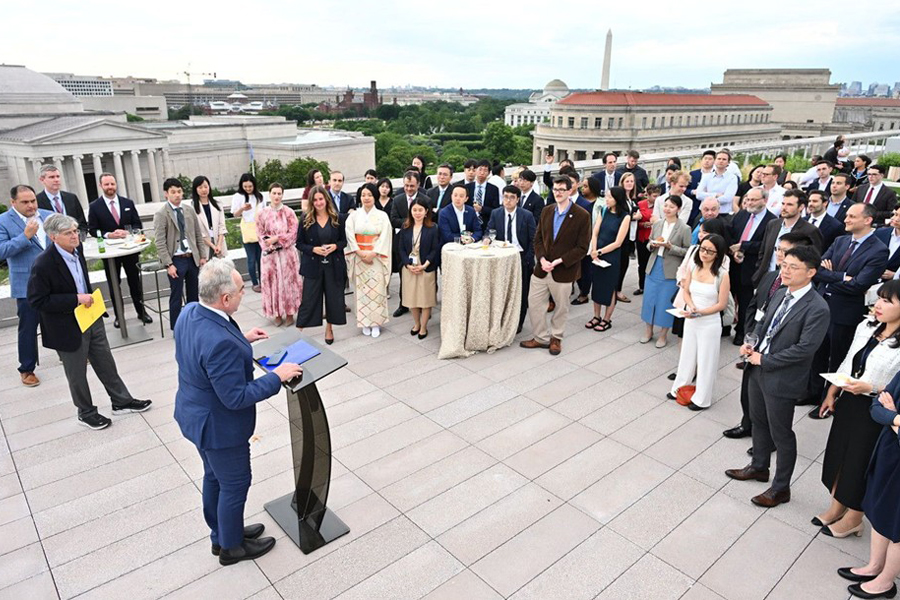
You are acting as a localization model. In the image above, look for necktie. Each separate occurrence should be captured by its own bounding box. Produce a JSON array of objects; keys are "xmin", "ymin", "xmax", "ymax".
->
[
  {"xmin": 507, "ymin": 213, "xmax": 513, "ymax": 242},
  {"xmin": 52, "ymin": 195, "xmax": 63, "ymax": 214},
  {"xmin": 175, "ymin": 207, "xmax": 187, "ymax": 252},
  {"xmin": 768, "ymin": 274, "xmax": 782, "ymax": 299},
  {"xmin": 407, "ymin": 196, "xmax": 414, "ymax": 208},
  {"xmin": 809, "ymin": 217, "xmax": 817, "ymax": 227},
  {"xmin": 475, "ymin": 185, "xmax": 484, "ymax": 205},
  {"xmin": 739, "ymin": 213, "xmax": 755, "ymax": 242},
  {"xmin": 109, "ymin": 200, "xmax": 120, "ymax": 225},
  {"xmin": 836, "ymin": 240, "xmax": 858, "ymax": 272},
  {"xmin": 229, "ymin": 316, "xmax": 240, "ymax": 332},
  {"xmin": 763, "ymin": 291, "xmax": 794, "ymax": 350},
  {"xmin": 864, "ymin": 187, "xmax": 874, "ymax": 204},
  {"xmin": 438, "ymin": 188, "xmax": 445, "ymax": 207}
]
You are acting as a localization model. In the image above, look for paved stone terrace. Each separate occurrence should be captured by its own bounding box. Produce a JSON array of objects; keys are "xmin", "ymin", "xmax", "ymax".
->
[{"xmin": 0, "ymin": 268, "xmax": 874, "ymax": 599}]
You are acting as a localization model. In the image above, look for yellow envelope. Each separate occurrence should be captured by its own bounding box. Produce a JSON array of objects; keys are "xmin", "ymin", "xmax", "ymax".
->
[{"xmin": 74, "ymin": 289, "xmax": 105, "ymax": 333}]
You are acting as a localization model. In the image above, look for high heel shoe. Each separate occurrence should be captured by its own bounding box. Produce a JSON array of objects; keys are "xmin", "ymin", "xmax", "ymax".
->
[
  {"xmin": 821, "ymin": 523, "xmax": 864, "ymax": 538},
  {"xmin": 811, "ymin": 510, "xmax": 846, "ymax": 527}
]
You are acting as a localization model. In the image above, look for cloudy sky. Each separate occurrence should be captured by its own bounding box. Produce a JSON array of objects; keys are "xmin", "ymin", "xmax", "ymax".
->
[{"xmin": 6, "ymin": 0, "xmax": 899, "ymax": 91}]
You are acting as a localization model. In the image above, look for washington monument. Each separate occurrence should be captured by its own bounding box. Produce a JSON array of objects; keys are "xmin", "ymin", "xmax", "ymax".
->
[{"xmin": 601, "ymin": 29, "xmax": 612, "ymax": 90}]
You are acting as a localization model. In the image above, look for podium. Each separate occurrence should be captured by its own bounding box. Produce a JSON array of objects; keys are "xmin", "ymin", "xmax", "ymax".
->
[{"xmin": 252, "ymin": 329, "xmax": 350, "ymax": 554}]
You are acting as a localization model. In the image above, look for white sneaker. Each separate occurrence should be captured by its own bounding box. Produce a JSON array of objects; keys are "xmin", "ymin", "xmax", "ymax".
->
[
  {"xmin": 362, "ymin": 326, "xmax": 372, "ymax": 336},
  {"xmin": 371, "ymin": 326, "xmax": 381, "ymax": 338}
]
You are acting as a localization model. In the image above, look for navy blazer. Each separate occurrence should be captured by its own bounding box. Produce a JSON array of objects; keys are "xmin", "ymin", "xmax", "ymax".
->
[
  {"xmin": 173, "ymin": 303, "xmax": 282, "ymax": 450},
  {"xmin": 465, "ymin": 181, "xmax": 500, "ymax": 226},
  {"xmin": 827, "ymin": 197, "xmax": 853, "ymax": 224},
  {"xmin": 27, "ymin": 243, "xmax": 93, "ymax": 352},
  {"xmin": 426, "ymin": 185, "xmax": 456, "ymax": 212},
  {"xmin": 329, "ymin": 191, "xmax": 355, "ymax": 218},
  {"xmin": 37, "ymin": 190, "xmax": 87, "ymax": 231},
  {"xmin": 398, "ymin": 224, "xmax": 440, "ymax": 272},
  {"xmin": 816, "ymin": 233, "xmax": 889, "ymax": 326},
  {"xmin": 296, "ymin": 215, "xmax": 347, "ymax": 280},
  {"xmin": 804, "ymin": 178, "xmax": 833, "ymax": 199},
  {"xmin": 438, "ymin": 204, "xmax": 482, "ymax": 245},
  {"xmin": 874, "ymin": 227, "xmax": 900, "ymax": 274},
  {"xmin": 808, "ymin": 213, "xmax": 844, "ymax": 253},
  {"xmin": 521, "ymin": 190, "xmax": 546, "ymax": 225},
  {"xmin": 88, "ymin": 195, "xmax": 142, "ymax": 234},
  {"xmin": 488, "ymin": 207, "xmax": 536, "ymax": 268},
  {"xmin": 729, "ymin": 209, "xmax": 776, "ymax": 286},
  {"xmin": 588, "ymin": 170, "xmax": 621, "ymax": 196}
]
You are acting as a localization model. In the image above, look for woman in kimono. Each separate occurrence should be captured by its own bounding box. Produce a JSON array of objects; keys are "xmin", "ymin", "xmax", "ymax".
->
[
  {"xmin": 255, "ymin": 183, "xmax": 301, "ymax": 325},
  {"xmin": 345, "ymin": 182, "xmax": 392, "ymax": 337}
]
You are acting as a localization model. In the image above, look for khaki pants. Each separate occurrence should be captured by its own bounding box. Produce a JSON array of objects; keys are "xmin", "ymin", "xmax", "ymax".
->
[{"xmin": 527, "ymin": 274, "xmax": 571, "ymax": 344}]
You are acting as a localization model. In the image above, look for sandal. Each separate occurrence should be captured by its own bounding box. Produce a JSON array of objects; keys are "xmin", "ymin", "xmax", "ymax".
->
[
  {"xmin": 585, "ymin": 317, "xmax": 602, "ymax": 329},
  {"xmin": 593, "ymin": 319, "xmax": 612, "ymax": 332}
]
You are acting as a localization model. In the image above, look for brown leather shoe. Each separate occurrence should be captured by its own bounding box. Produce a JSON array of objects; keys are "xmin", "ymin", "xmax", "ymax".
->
[
  {"xmin": 547, "ymin": 301, "xmax": 555, "ymax": 313},
  {"xmin": 520, "ymin": 339, "xmax": 550, "ymax": 349},
  {"xmin": 549, "ymin": 337, "xmax": 562, "ymax": 355},
  {"xmin": 725, "ymin": 466, "xmax": 770, "ymax": 482},
  {"xmin": 20, "ymin": 372, "xmax": 40, "ymax": 387},
  {"xmin": 751, "ymin": 487, "xmax": 791, "ymax": 507}
]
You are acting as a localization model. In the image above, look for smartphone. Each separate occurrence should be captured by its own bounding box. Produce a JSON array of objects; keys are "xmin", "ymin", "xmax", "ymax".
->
[{"xmin": 267, "ymin": 349, "xmax": 287, "ymax": 366}]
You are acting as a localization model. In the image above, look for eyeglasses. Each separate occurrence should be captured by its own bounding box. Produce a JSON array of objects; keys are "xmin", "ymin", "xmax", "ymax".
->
[
  {"xmin": 781, "ymin": 263, "xmax": 807, "ymax": 272},
  {"xmin": 699, "ymin": 247, "xmax": 717, "ymax": 255},
  {"xmin": 552, "ymin": 187, "xmax": 569, "ymax": 193}
]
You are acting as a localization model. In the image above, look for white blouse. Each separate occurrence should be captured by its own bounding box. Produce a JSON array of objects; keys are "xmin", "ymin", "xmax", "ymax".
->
[{"xmin": 837, "ymin": 319, "xmax": 900, "ymax": 390}]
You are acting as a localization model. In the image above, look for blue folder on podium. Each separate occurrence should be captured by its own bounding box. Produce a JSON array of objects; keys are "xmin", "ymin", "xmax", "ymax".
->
[{"xmin": 258, "ymin": 339, "xmax": 321, "ymax": 370}]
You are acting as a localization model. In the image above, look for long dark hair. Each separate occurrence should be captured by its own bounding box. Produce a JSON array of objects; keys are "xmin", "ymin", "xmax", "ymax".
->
[
  {"xmin": 608, "ymin": 186, "xmax": 630, "ymax": 215},
  {"xmin": 694, "ymin": 233, "xmax": 727, "ymax": 275},
  {"xmin": 869, "ymin": 280, "xmax": 900, "ymax": 348},
  {"xmin": 305, "ymin": 169, "xmax": 321, "ymax": 188},
  {"xmin": 302, "ymin": 184, "xmax": 339, "ymax": 229},
  {"xmin": 376, "ymin": 177, "xmax": 393, "ymax": 198},
  {"xmin": 403, "ymin": 197, "xmax": 434, "ymax": 229},
  {"xmin": 191, "ymin": 175, "xmax": 221, "ymax": 214},
  {"xmin": 237, "ymin": 173, "xmax": 262, "ymax": 202}
]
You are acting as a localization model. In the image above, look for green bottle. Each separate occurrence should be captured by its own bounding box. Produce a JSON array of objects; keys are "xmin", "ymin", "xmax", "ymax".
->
[{"xmin": 96, "ymin": 231, "xmax": 106, "ymax": 254}]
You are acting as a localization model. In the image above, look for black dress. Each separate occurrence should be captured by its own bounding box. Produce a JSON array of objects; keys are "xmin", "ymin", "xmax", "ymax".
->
[
  {"xmin": 864, "ymin": 422, "xmax": 900, "ymax": 541},
  {"xmin": 821, "ymin": 337, "xmax": 885, "ymax": 510}
]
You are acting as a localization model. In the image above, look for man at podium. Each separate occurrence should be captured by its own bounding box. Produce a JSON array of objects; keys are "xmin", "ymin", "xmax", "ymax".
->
[{"xmin": 174, "ymin": 258, "xmax": 303, "ymax": 565}]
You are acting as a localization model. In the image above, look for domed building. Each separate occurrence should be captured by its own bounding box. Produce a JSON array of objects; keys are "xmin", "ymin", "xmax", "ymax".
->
[{"xmin": 503, "ymin": 78, "xmax": 571, "ymax": 127}]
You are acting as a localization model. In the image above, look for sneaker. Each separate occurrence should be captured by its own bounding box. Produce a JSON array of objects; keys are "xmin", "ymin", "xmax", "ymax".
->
[
  {"xmin": 371, "ymin": 326, "xmax": 381, "ymax": 338},
  {"xmin": 78, "ymin": 413, "xmax": 111, "ymax": 430},
  {"xmin": 112, "ymin": 399, "xmax": 153, "ymax": 414},
  {"xmin": 362, "ymin": 326, "xmax": 372, "ymax": 336}
]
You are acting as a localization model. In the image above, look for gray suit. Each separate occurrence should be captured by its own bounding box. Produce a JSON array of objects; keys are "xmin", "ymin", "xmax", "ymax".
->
[
  {"xmin": 644, "ymin": 219, "xmax": 691, "ymax": 278},
  {"xmin": 747, "ymin": 286, "xmax": 829, "ymax": 490}
]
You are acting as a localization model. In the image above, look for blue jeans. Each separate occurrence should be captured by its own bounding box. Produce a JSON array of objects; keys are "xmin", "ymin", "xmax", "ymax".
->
[
  {"xmin": 16, "ymin": 298, "xmax": 39, "ymax": 373},
  {"xmin": 198, "ymin": 443, "xmax": 252, "ymax": 550},
  {"xmin": 243, "ymin": 242, "xmax": 261, "ymax": 286}
]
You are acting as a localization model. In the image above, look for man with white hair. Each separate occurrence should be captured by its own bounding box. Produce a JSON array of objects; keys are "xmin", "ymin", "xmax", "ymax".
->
[
  {"xmin": 690, "ymin": 197, "xmax": 721, "ymax": 244},
  {"xmin": 27, "ymin": 213, "xmax": 151, "ymax": 429},
  {"xmin": 174, "ymin": 258, "xmax": 303, "ymax": 565}
]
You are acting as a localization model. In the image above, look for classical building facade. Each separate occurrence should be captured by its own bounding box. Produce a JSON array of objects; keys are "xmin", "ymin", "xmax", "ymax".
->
[
  {"xmin": 504, "ymin": 80, "xmax": 569, "ymax": 127},
  {"xmin": 834, "ymin": 98, "xmax": 900, "ymax": 132},
  {"xmin": 0, "ymin": 66, "xmax": 375, "ymax": 209},
  {"xmin": 531, "ymin": 91, "xmax": 779, "ymax": 163}
]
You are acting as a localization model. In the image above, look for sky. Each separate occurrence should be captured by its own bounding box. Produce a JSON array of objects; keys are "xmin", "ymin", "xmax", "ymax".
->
[{"xmin": 4, "ymin": 0, "xmax": 899, "ymax": 91}]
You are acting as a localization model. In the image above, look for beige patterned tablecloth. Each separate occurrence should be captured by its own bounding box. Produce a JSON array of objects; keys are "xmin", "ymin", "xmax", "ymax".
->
[{"xmin": 438, "ymin": 243, "xmax": 522, "ymax": 359}]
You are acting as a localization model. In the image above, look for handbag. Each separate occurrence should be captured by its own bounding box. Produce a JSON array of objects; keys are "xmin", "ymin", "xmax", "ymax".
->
[
  {"xmin": 240, "ymin": 219, "xmax": 258, "ymax": 244},
  {"xmin": 675, "ymin": 385, "xmax": 696, "ymax": 407}
]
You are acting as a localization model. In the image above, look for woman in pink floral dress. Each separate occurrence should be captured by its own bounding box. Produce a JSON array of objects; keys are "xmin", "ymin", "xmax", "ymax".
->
[{"xmin": 255, "ymin": 183, "xmax": 302, "ymax": 325}]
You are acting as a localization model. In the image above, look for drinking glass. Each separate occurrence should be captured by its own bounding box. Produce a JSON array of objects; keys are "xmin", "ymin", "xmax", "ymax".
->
[
  {"xmin": 453, "ymin": 236, "xmax": 461, "ymax": 245},
  {"xmin": 320, "ymin": 245, "xmax": 329, "ymax": 264},
  {"xmin": 743, "ymin": 333, "xmax": 759, "ymax": 362},
  {"xmin": 488, "ymin": 229, "xmax": 497, "ymax": 244}
]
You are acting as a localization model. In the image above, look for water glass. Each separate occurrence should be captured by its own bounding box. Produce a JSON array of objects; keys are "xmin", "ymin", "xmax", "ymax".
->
[{"xmin": 742, "ymin": 333, "xmax": 759, "ymax": 362}]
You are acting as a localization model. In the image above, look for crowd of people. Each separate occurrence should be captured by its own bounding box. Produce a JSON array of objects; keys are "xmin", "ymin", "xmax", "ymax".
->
[{"xmin": 4, "ymin": 143, "xmax": 900, "ymax": 593}]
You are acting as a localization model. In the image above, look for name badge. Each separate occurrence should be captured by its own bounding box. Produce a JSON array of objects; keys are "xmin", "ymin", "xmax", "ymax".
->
[{"xmin": 755, "ymin": 309, "xmax": 765, "ymax": 322}]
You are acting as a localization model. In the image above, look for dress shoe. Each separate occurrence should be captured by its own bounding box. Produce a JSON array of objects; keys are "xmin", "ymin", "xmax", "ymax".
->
[
  {"xmin": 666, "ymin": 392, "xmax": 677, "ymax": 400},
  {"xmin": 549, "ymin": 337, "xmax": 562, "ymax": 356},
  {"xmin": 633, "ymin": 288, "xmax": 643, "ymax": 295},
  {"xmin": 212, "ymin": 523, "xmax": 265, "ymax": 555},
  {"xmin": 325, "ymin": 336, "xmax": 334, "ymax": 345},
  {"xmin": 838, "ymin": 567, "xmax": 878, "ymax": 583},
  {"xmin": 20, "ymin": 372, "xmax": 40, "ymax": 387},
  {"xmin": 795, "ymin": 396, "xmax": 820, "ymax": 406},
  {"xmin": 520, "ymin": 339, "xmax": 550, "ymax": 349},
  {"xmin": 139, "ymin": 313, "xmax": 154, "ymax": 324},
  {"xmin": 812, "ymin": 511, "xmax": 846, "ymax": 527},
  {"xmin": 393, "ymin": 306, "xmax": 409, "ymax": 317},
  {"xmin": 112, "ymin": 399, "xmax": 152, "ymax": 414},
  {"xmin": 655, "ymin": 337, "xmax": 667, "ymax": 348},
  {"xmin": 735, "ymin": 361, "xmax": 745, "ymax": 370},
  {"xmin": 616, "ymin": 293, "xmax": 631, "ymax": 303},
  {"xmin": 218, "ymin": 536, "xmax": 276, "ymax": 566},
  {"xmin": 687, "ymin": 402, "xmax": 708, "ymax": 411},
  {"xmin": 751, "ymin": 487, "xmax": 791, "ymax": 508},
  {"xmin": 731, "ymin": 336, "xmax": 743, "ymax": 346},
  {"xmin": 571, "ymin": 295, "xmax": 589, "ymax": 305},
  {"xmin": 113, "ymin": 319, "xmax": 120, "ymax": 329},
  {"xmin": 725, "ymin": 466, "xmax": 770, "ymax": 482},
  {"xmin": 667, "ymin": 372, "xmax": 676, "ymax": 381},
  {"xmin": 821, "ymin": 523, "xmax": 864, "ymax": 538},
  {"xmin": 252, "ymin": 285, "xmax": 262, "ymax": 293},
  {"xmin": 723, "ymin": 425, "xmax": 752, "ymax": 439},
  {"xmin": 547, "ymin": 301, "xmax": 555, "ymax": 313},
  {"xmin": 808, "ymin": 405, "xmax": 829, "ymax": 419},
  {"xmin": 345, "ymin": 306, "xmax": 351, "ymax": 313},
  {"xmin": 847, "ymin": 582, "xmax": 897, "ymax": 599},
  {"xmin": 639, "ymin": 335, "xmax": 652, "ymax": 344}
]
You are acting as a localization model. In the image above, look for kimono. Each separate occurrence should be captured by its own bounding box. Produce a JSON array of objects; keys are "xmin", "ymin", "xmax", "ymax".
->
[{"xmin": 345, "ymin": 206, "xmax": 392, "ymax": 327}]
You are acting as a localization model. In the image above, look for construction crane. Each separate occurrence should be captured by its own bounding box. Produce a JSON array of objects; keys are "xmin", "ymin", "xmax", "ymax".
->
[{"xmin": 180, "ymin": 64, "xmax": 216, "ymax": 114}]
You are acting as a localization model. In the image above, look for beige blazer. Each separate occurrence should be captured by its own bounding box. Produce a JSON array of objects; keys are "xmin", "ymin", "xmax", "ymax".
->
[
  {"xmin": 645, "ymin": 219, "xmax": 691, "ymax": 279},
  {"xmin": 194, "ymin": 201, "xmax": 227, "ymax": 255},
  {"xmin": 153, "ymin": 202, "xmax": 207, "ymax": 267}
]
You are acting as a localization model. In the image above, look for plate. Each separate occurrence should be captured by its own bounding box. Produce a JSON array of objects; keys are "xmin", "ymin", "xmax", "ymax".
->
[
  {"xmin": 821, "ymin": 372, "xmax": 854, "ymax": 388},
  {"xmin": 105, "ymin": 239, "xmax": 124, "ymax": 246}
]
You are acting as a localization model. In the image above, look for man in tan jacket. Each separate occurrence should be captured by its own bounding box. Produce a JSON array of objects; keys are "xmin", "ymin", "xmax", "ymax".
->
[{"xmin": 154, "ymin": 178, "xmax": 207, "ymax": 330}]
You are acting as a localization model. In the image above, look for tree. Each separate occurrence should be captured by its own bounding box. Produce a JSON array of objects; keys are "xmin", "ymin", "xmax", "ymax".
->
[
  {"xmin": 125, "ymin": 113, "xmax": 144, "ymax": 122},
  {"xmin": 483, "ymin": 122, "xmax": 517, "ymax": 162},
  {"xmin": 376, "ymin": 104, "xmax": 402, "ymax": 120}
]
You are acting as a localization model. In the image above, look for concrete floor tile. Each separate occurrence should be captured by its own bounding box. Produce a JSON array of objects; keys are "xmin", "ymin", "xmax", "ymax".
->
[
  {"xmin": 579, "ymin": 389, "xmax": 665, "ymax": 436},
  {"xmin": 768, "ymin": 538, "xmax": 866, "ymax": 600},
  {"xmin": 0, "ymin": 516, "xmax": 38, "ymax": 558},
  {"xmin": 476, "ymin": 409, "xmax": 571, "ymax": 460},
  {"xmin": 595, "ymin": 554, "xmax": 694, "ymax": 600},
  {"xmin": 450, "ymin": 396, "xmax": 544, "ymax": 444},
  {"xmin": 0, "ymin": 542, "xmax": 49, "ymax": 591},
  {"xmin": 337, "ymin": 415, "xmax": 443, "ymax": 470},
  {"xmin": 504, "ymin": 422, "xmax": 602, "ymax": 480},
  {"xmin": 0, "ymin": 493, "xmax": 30, "ymax": 528},
  {"xmin": 535, "ymin": 437, "xmax": 636, "ymax": 501},
  {"xmin": 422, "ymin": 569, "xmax": 502, "ymax": 600},
  {"xmin": 0, "ymin": 571, "xmax": 57, "ymax": 600},
  {"xmin": 427, "ymin": 383, "xmax": 519, "ymax": 428},
  {"xmin": 570, "ymin": 453, "xmax": 674, "ymax": 524},
  {"xmin": 644, "ymin": 414, "xmax": 726, "ymax": 470},
  {"xmin": 164, "ymin": 561, "xmax": 270, "ymax": 600},
  {"xmin": 354, "ymin": 429, "xmax": 468, "ymax": 490},
  {"xmin": 608, "ymin": 401, "xmax": 696, "ymax": 452}
]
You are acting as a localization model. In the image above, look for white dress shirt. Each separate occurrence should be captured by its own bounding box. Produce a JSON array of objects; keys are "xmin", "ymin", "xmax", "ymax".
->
[
  {"xmin": 760, "ymin": 282, "xmax": 813, "ymax": 353},
  {"xmin": 503, "ymin": 208, "xmax": 521, "ymax": 251},
  {"xmin": 764, "ymin": 185, "xmax": 786, "ymax": 216},
  {"xmin": 652, "ymin": 193, "xmax": 692, "ymax": 223},
  {"xmin": 453, "ymin": 205, "xmax": 466, "ymax": 233},
  {"xmin": 12, "ymin": 207, "xmax": 46, "ymax": 249},
  {"xmin": 889, "ymin": 229, "xmax": 900, "ymax": 258}
]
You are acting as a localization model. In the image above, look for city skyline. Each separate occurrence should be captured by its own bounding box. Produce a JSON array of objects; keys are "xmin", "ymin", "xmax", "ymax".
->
[{"xmin": 4, "ymin": 0, "xmax": 900, "ymax": 91}]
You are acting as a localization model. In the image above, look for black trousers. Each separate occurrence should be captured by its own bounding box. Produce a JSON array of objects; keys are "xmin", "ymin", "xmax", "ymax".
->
[
  {"xmin": 168, "ymin": 256, "xmax": 199, "ymax": 331},
  {"xmin": 635, "ymin": 240, "xmax": 651, "ymax": 290},
  {"xmin": 617, "ymin": 238, "xmax": 634, "ymax": 292},
  {"xmin": 808, "ymin": 320, "xmax": 858, "ymax": 403},
  {"xmin": 739, "ymin": 363, "xmax": 752, "ymax": 430},
  {"xmin": 733, "ymin": 282, "xmax": 754, "ymax": 338},
  {"xmin": 520, "ymin": 258, "xmax": 533, "ymax": 329},
  {"xmin": 297, "ymin": 269, "xmax": 347, "ymax": 327},
  {"xmin": 576, "ymin": 255, "xmax": 592, "ymax": 297},
  {"xmin": 102, "ymin": 254, "xmax": 145, "ymax": 321}
]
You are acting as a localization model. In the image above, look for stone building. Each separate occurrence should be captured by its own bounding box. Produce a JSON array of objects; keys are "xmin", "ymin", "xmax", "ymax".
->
[
  {"xmin": 834, "ymin": 98, "xmax": 900, "ymax": 132},
  {"xmin": 504, "ymin": 79, "xmax": 570, "ymax": 127}
]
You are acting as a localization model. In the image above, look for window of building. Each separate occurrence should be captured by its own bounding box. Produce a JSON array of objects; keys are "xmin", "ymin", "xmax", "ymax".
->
[
  {"xmin": 568, "ymin": 117, "xmax": 575, "ymax": 128},
  {"xmin": 575, "ymin": 151, "xmax": 586, "ymax": 161},
  {"xmin": 641, "ymin": 117, "xmax": 647, "ymax": 128},
  {"xmin": 557, "ymin": 116, "xmax": 563, "ymax": 127},
  {"xmin": 608, "ymin": 118, "xmax": 614, "ymax": 129},
  {"xmin": 717, "ymin": 115, "xmax": 722, "ymax": 125},
  {"xmin": 594, "ymin": 117, "xmax": 602, "ymax": 128},
  {"xmin": 618, "ymin": 117, "xmax": 623, "ymax": 128},
  {"xmin": 678, "ymin": 116, "xmax": 683, "ymax": 127},
  {"xmin": 651, "ymin": 117, "xmax": 657, "ymax": 128},
  {"xmin": 580, "ymin": 117, "xmax": 588, "ymax": 129},
  {"xmin": 686, "ymin": 116, "xmax": 691, "ymax": 127},
  {"xmin": 702, "ymin": 115, "xmax": 707, "ymax": 125}
]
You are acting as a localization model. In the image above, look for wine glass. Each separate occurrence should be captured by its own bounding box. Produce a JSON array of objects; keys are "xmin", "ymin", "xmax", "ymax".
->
[
  {"xmin": 488, "ymin": 229, "xmax": 497, "ymax": 244},
  {"xmin": 320, "ymin": 245, "xmax": 329, "ymax": 264},
  {"xmin": 742, "ymin": 333, "xmax": 759, "ymax": 362}
]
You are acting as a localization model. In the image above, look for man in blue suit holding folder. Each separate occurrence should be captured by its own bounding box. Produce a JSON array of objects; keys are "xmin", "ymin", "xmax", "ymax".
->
[{"xmin": 174, "ymin": 258, "xmax": 303, "ymax": 565}]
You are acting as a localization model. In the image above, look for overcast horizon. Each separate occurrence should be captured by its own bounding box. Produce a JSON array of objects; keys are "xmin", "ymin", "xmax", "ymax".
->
[{"xmin": 5, "ymin": 0, "xmax": 899, "ymax": 91}]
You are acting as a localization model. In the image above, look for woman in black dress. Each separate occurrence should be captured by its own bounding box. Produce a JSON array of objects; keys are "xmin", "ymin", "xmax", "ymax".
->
[
  {"xmin": 375, "ymin": 177, "xmax": 400, "ymax": 283},
  {"xmin": 837, "ymin": 369, "xmax": 900, "ymax": 598},
  {"xmin": 815, "ymin": 281, "xmax": 900, "ymax": 539},
  {"xmin": 295, "ymin": 190, "xmax": 347, "ymax": 344},
  {"xmin": 586, "ymin": 186, "xmax": 631, "ymax": 332},
  {"xmin": 615, "ymin": 172, "xmax": 640, "ymax": 304}
]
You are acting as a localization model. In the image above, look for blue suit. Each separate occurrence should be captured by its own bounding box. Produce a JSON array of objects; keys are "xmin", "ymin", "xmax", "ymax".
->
[
  {"xmin": 488, "ymin": 207, "xmax": 537, "ymax": 329},
  {"xmin": 0, "ymin": 207, "xmax": 52, "ymax": 374},
  {"xmin": 816, "ymin": 233, "xmax": 888, "ymax": 327},
  {"xmin": 808, "ymin": 213, "xmax": 844, "ymax": 253},
  {"xmin": 438, "ymin": 204, "xmax": 482, "ymax": 245},
  {"xmin": 174, "ymin": 302, "xmax": 282, "ymax": 549},
  {"xmin": 874, "ymin": 227, "xmax": 900, "ymax": 275}
]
